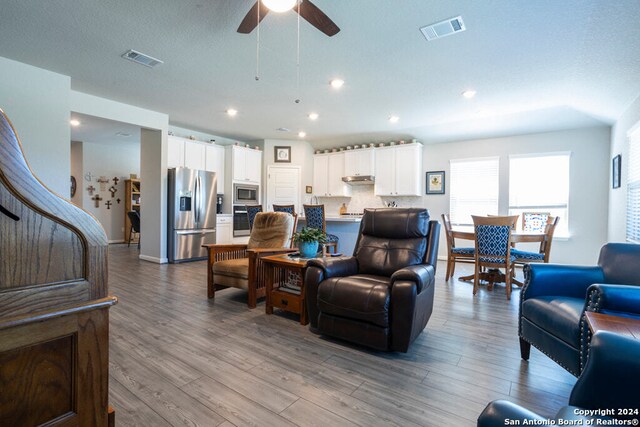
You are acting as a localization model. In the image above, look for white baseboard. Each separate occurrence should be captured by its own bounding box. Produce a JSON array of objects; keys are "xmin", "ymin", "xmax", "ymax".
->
[
  {"xmin": 139, "ymin": 254, "xmax": 168, "ymax": 264},
  {"xmin": 108, "ymin": 239, "xmax": 125, "ymax": 244}
]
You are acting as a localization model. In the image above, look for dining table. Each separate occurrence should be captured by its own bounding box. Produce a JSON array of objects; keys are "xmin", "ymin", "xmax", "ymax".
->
[{"xmin": 451, "ymin": 226, "xmax": 547, "ymax": 287}]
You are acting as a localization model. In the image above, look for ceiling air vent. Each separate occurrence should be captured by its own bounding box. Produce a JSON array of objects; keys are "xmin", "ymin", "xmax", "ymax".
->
[
  {"xmin": 121, "ymin": 49, "xmax": 163, "ymax": 68},
  {"xmin": 420, "ymin": 16, "xmax": 466, "ymax": 41}
]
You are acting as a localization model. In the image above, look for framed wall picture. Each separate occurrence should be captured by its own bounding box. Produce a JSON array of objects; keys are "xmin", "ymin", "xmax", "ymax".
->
[
  {"xmin": 612, "ymin": 154, "xmax": 621, "ymax": 189},
  {"xmin": 426, "ymin": 171, "xmax": 445, "ymax": 194},
  {"xmin": 305, "ymin": 185, "xmax": 313, "ymax": 194},
  {"xmin": 274, "ymin": 146, "xmax": 291, "ymax": 163}
]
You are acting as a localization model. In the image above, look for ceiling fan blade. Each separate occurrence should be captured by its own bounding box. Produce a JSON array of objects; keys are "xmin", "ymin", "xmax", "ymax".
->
[
  {"xmin": 237, "ymin": 1, "xmax": 270, "ymax": 34},
  {"xmin": 294, "ymin": 0, "xmax": 340, "ymax": 37}
]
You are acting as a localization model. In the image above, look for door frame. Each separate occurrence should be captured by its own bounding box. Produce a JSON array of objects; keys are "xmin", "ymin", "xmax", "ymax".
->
[{"xmin": 266, "ymin": 165, "xmax": 302, "ymax": 213}]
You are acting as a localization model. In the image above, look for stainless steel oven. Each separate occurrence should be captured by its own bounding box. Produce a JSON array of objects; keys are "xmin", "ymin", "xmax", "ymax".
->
[
  {"xmin": 233, "ymin": 183, "xmax": 259, "ymax": 205},
  {"xmin": 233, "ymin": 205, "xmax": 250, "ymax": 237}
]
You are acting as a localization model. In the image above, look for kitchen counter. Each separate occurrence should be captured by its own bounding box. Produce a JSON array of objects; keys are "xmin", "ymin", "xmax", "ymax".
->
[
  {"xmin": 298, "ymin": 215, "xmax": 362, "ymax": 223},
  {"xmin": 297, "ymin": 216, "xmax": 362, "ymax": 254}
]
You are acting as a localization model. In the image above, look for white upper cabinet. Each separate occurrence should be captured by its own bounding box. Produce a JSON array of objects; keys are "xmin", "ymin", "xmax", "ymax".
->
[
  {"xmin": 344, "ymin": 148, "xmax": 375, "ymax": 176},
  {"xmin": 167, "ymin": 136, "xmax": 185, "ymax": 169},
  {"xmin": 205, "ymin": 145, "xmax": 225, "ymax": 194},
  {"xmin": 231, "ymin": 145, "xmax": 262, "ymax": 184},
  {"xmin": 374, "ymin": 143, "xmax": 423, "ymax": 196},
  {"xmin": 313, "ymin": 153, "xmax": 352, "ymax": 197},
  {"xmin": 184, "ymin": 141, "xmax": 206, "ymax": 170}
]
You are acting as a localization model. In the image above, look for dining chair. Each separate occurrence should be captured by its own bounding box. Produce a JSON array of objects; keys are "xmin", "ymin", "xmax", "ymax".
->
[
  {"xmin": 246, "ymin": 205, "xmax": 263, "ymax": 231},
  {"xmin": 522, "ymin": 212, "xmax": 550, "ymax": 233},
  {"xmin": 273, "ymin": 204, "xmax": 296, "ymax": 215},
  {"xmin": 303, "ymin": 204, "xmax": 338, "ymax": 253},
  {"xmin": 441, "ymin": 214, "xmax": 475, "ymax": 281},
  {"xmin": 472, "ymin": 215, "xmax": 518, "ymax": 300},
  {"xmin": 512, "ymin": 215, "xmax": 559, "ymax": 264}
]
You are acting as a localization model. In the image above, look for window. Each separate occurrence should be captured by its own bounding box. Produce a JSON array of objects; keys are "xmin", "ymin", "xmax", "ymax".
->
[
  {"xmin": 509, "ymin": 153, "xmax": 570, "ymax": 237},
  {"xmin": 627, "ymin": 130, "xmax": 640, "ymax": 242},
  {"xmin": 449, "ymin": 157, "xmax": 499, "ymax": 225}
]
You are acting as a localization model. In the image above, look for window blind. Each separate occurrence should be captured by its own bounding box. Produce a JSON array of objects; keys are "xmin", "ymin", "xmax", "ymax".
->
[
  {"xmin": 509, "ymin": 153, "xmax": 570, "ymax": 237},
  {"xmin": 449, "ymin": 157, "xmax": 499, "ymax": 225},
  {"xmin": 627, "ymin": 131, "xmax": 640, "ymax": 242}
]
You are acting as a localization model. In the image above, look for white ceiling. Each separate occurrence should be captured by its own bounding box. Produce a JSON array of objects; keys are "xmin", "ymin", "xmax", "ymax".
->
[
  {"xmin": 2, "ymin": 0, "xmax": 640, "ymax": 148},
  {"xmin": 71, "ymin": 113, "xmax": 141, "ymax": 145}
]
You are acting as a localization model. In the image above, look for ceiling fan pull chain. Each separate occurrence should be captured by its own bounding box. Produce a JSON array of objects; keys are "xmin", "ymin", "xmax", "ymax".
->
[
  {"xmin": 255, "ymin": 2, "xmax": 261, "ymax": 81},
  {"xmin": 294, "ymin": 1, "xmax": 301, "ymax": 103}
]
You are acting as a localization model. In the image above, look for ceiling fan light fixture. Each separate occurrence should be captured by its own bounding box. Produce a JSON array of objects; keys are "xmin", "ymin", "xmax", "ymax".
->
[
  {"xmin": 330, "ymin": 78, "xmax": 345, "ymax": 89},
  {"xmin": 262, "ymin": 0, "xmax": 296, "ymax": 13}
]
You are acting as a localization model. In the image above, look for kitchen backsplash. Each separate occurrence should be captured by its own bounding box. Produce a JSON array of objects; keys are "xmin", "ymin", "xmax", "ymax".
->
[{"xmin": 315, "ymin": 185, "xmax": 426, "ymax": 215}]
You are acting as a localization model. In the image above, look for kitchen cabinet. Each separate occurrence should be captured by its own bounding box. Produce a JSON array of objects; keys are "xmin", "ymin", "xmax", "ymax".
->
[
  {"xmin": 313, "ymin": 152, "xmax": 352, "ymax": 197},
  {"xmin": 184, "ymin": 141, "xmax": 205, "ymax": 170},
  {"xmin": 216, "ymin": 216, "xmax": 232, "ymax": 244},
  {"xmin": 231, "ymin": 145, "xmax": 262, "ymax": 184},
  {"xmin": 167, "ymin": 136, "xmax": 185, "ymax": 169},
  {"xmin": 344, "ymin": 148, "xmax": 375, "ymax": 176},
  {"xmin": 374, "ymin": 143, "xmax": 423, "ymax": 196},
  {"xmin": 205, "ymin": 145, "xmax": 225, "ymax": 194}
]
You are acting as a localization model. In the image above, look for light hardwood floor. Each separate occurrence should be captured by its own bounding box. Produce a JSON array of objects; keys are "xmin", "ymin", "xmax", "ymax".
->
[{"xmin": 108, "ymin": 245, "xmax": 576, "ymax": 426}]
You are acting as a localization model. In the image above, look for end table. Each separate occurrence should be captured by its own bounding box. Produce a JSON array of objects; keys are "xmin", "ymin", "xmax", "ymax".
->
[{"xmin": 262, "ymin": 254, "xmax": 311, "ymax": 325}]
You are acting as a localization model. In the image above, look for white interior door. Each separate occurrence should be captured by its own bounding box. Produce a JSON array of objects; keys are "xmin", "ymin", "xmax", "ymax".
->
[{"xmin": 266, "ymin": 166, "xmax": 301, "ymax": 213}]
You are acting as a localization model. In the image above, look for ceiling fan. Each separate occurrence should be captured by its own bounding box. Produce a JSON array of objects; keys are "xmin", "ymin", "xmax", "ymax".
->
[{"xmin": 237, "ymin": 0, "xmax": 340, "ymax": 37}]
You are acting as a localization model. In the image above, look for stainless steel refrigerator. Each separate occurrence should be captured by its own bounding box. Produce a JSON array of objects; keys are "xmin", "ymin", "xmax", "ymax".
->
[{"xmin": 168, "ymin": 167, "xmax": 217, "ymax": 263}]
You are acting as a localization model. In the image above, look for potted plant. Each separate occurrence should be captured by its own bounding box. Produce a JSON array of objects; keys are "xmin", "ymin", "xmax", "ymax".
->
[{"xmin": 293, "ymin": 227, "xmax": 327, "ymax": 258}]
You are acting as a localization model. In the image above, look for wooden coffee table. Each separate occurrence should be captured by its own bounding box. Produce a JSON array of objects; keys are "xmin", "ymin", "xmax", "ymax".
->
[
  {"xmin": 262, "ymin": 254, "xmax": 312, "ymax": 325},
  {"xmin": 584, "ymin": 311, "xmax": 640, "ymax": 339}
]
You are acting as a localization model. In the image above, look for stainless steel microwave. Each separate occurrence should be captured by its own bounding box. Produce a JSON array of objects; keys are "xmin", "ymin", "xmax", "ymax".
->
[{"xmin": 233, "ymin": 183, "xmax": 259, "ymax": 205}]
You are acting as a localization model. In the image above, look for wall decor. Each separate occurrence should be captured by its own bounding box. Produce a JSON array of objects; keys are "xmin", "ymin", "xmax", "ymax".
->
[
  {"xmin": 105, "ymin": 200, "xmax": 112, "ymax": 210},
  {"xmin": 116, "ymin": 198, "xmax": 121, "ymax": 204},
  {"xmin": 108, "ymin": 186, "xmax": 117, "ymax": 198},
  {"xmin": 426, "ymin": 171, "xmax": 445, "ymax": 195},
  {"xmin": 87, "ymin": 185, "xmax": 96, "ymax": 195},
  {"xmin": 306, "ymin": 185, "xmax": 313, "ymax": 194},
  {"xmin": 70, "ymin": 176, "xmax": 76, "ymax": 198},
  {"xmin": 113, "ymin": 176, "xmax": 120, "ymax": 186},
  {"xmin": 274, "ymin": 146, "xmax": 291, "ymax": 163},
  {"xmin": 612, "ymin": 154, "xmax": 621, "ymax": 189},
  {"xmin": 92, "ymin": 194, "xmax": 103, "ymax": 208},
  {"xmin": 97, "ymin": 176, "xmax": 110, "ymax": 191}
]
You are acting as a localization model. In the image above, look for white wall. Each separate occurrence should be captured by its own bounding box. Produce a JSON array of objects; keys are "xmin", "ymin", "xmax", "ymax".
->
[
  {"xmin": 608, "ymin": 93, "xmax": 640, "ymax": 242},
  {"xmin": 78, "ymin": 141, "xmax": 140, "ymax": 242},
  {"xmin": 0, "ymin": 56, "xmax": 70, "ymax": 195},
  {"xmin": 424, "ymin": 127, "xmax": 611, "ymax": 265}
]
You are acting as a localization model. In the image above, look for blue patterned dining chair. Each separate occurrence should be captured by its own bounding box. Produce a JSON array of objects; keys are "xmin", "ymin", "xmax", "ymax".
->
[
  {"xmin": 246, "ymin": 205, "xmax": 263, "ymax": 231},
  {"xmin": 441, "ymin": 214, "xmax": 475, "ymax": 281},
  {"xmin": 303, "ymin": 204, "xmax": 338, "ymax": 253},
  {"xmin": 472, "ymin": 215, "xmax": 518, "ymax": 300},
  {"xmin": 512, "ymin": 215, "xmax": 559, "ymax": 265},
  {"xmin": 273, "ymin": 204, "xmax": 295, "ymax": 215}
]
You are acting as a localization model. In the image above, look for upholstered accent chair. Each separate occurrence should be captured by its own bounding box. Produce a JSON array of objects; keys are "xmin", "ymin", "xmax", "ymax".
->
[
  {"xmin": 303, "ymin": 204, "xmax": 338, "ymax": 253},
  {"xmin": 203, "ymin": 212, "xmax": 295, "ymax": 308},
  {"xmin": 519, "ymin": 243, "xmax": 640, "ymax": 376},
  {"xmin": 472, "ymin": 215, "xmax": 518, "ymax": 300},
  {"xmin": 441, "ymin": 213, "xmax": 475, "ymax": 281},
  {"xmin": 246, "ymin": 205, "xmax": 263, "ymax": 231},
  {"xmin": 305, "ymin": 208, "xmax": 441, "ymax": 352},
  {"xmin": 479, "ymin": 331, "xmax": 640, "ymax": 426}
]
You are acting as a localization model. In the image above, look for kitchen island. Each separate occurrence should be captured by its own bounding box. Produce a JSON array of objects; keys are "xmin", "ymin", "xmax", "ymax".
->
[{"xmin": 297, "ymin": 215, "xmax": 362, "ymax": 255}]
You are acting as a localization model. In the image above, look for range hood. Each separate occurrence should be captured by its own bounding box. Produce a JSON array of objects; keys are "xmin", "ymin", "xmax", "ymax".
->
[{"xmin": 342, "ymin": 175, "xmax": 375, "ymax": 185}]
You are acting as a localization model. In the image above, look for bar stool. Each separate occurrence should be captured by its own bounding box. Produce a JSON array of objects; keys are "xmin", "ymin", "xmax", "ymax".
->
[
  {"xmin": 273, "ymin": 204, "xmax": 295, "ymax": 215},
  {"xmin": 303, "ymin": 204, "xmax": 338, "ymax": 253}
]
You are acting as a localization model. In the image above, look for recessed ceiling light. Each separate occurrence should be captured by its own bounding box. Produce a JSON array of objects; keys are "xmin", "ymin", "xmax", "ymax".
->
[
  {"xmin": 462, "ymin": 89, "xmax": 477, "ymax": 99},
  {"xmin": 70, "ymin": 119, "xmax": 81, "ymax": 127},
  {"xmin": 330, "ymin": 79, "xmax": 344, "ymax": 89},
  {"xmin": 388, "ymin": 115, "xmax": 399, "ymax": 123},
  {"xmin": 298, "ymin": 131, "xmax": 307, "ymax": 138},
  {"xmin": 308, "ymin": 113, "xmax": 319, "ymax": 120},
  {"xmin": 226, "ymin": 108, "xmax": 238, "ymax": 117}
]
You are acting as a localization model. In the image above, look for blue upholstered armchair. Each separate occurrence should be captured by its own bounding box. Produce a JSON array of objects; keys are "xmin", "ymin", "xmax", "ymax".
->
[
  {"xmin": 519, "ymin": 243, "xmax": 640, "ymax": 376},
  {"xmin": 479, "ymin": 331, "xmax": 640, "ymax": 426}
]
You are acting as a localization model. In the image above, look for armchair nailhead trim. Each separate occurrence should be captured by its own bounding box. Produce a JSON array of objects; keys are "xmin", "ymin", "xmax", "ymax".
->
[{"xmin": 579, "ymin": 288, "xmax": 602, "ymax": 372}]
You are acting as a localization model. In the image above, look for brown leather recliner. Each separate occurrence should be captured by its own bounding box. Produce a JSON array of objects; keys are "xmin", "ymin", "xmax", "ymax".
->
[{"xmin": 305, "ymin": 208, "xmax": 441, "ymax": 352}]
